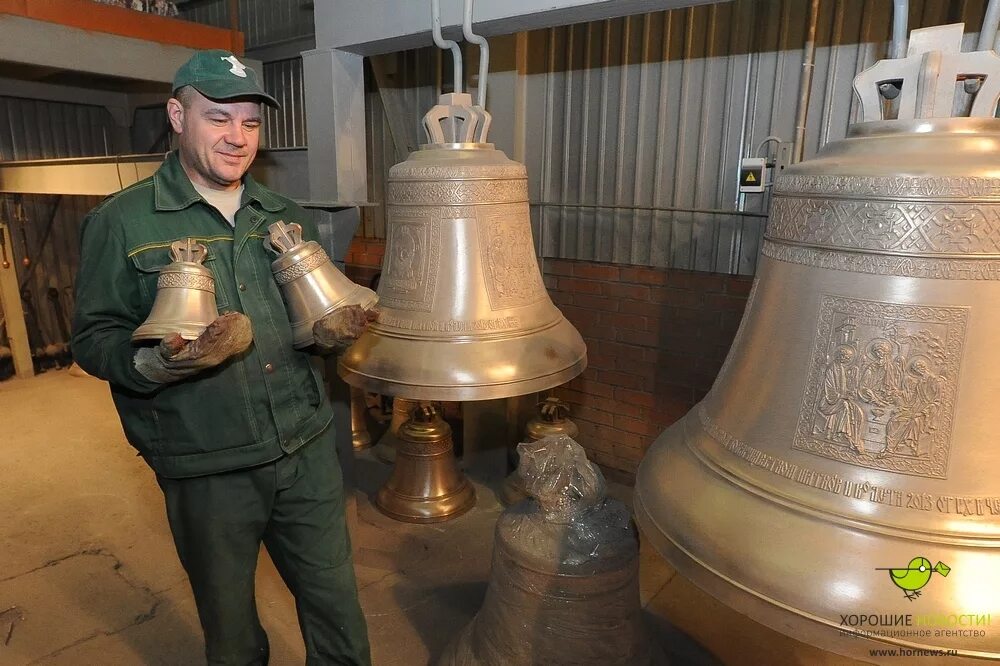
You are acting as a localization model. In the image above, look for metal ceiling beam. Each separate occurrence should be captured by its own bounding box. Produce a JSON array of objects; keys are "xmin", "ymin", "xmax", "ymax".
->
[
  {"xmin": 0, "ymin": 15, "xmax": 195, "ymax": 84},
  {"xmin": 0, "ymin": 155, "xmax": 163, "ymax": 197},
  {"xmin": 314, "ymin": 0, "xmax": 719, "ymax": 55},
  {"xmin": 304, "ymin": 0, "xmax": 717, "ymax": 203}
]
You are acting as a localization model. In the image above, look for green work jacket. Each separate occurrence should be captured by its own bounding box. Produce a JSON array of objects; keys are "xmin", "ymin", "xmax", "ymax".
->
[{"xmin": 71, "ymin": 151, "xmax": 333, "ymax": 478}]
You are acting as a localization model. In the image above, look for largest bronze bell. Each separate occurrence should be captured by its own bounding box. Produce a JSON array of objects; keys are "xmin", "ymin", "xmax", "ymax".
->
[
  {"xmin": 339, "ymin": 93, "xmax": 587, "ymax": 400},
  {"xmin": 635, "ymin": 24, "xmax": 1000, "ymax": 660}
]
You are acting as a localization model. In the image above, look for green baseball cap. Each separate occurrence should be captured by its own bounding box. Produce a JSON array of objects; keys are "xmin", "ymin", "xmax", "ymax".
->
[{"xmin": 173, "ymin": 49, "xmax": 280, "ymax": 109}]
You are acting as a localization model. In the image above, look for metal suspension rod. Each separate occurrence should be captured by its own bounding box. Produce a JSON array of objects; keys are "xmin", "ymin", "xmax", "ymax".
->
[
  {"xmin": 981, "ymin": 0, "xmax": 1000, "ymax": 51},
  {"xmin": 431, "ymin": 0, "xmax": 463, "ymax": 94},
  {"xmin": 462, "ymin": 0, "xmax": 489, "ymax": 108},
  {"xmin": 890, "ymin": 0, "xmax": 909, "ymax": 59},
  {"xmin": 792, "ymin": 0, "xmax": 820, "ymax": 163}
]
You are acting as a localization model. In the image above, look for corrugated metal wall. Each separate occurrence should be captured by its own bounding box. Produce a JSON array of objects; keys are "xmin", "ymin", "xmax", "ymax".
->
[
  {"xmin": 528, "ymin": 0, "xmax": 987, "ymax": 274},
  {"xmin": 0, "ymin": 98, "xmax": 110, "ymax": 355},
  {"xmin": 361, "ymin": 48, "xmax": 441, "ymax": 238},
  {"xmin": 178, "ymin": 0, "xmax": 314, "ymax": 49},
  {"xmin": 262, "ymin": 58, "xmax": 308, "ymax": 148},
  {"xmin": 360, "ymin": 0, "xmax": 990, "ymax": 276}
]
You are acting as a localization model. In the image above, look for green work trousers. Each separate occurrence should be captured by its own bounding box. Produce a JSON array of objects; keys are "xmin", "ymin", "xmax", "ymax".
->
[{"xmin": 157, "ymin": 427, "xmax": 371, "ymax": 666}]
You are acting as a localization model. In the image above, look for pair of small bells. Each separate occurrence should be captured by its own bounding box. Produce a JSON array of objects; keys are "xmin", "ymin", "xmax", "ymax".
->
[{"xmin": 132, "ymin": 222, "xmax": 377, "ymax": 347}]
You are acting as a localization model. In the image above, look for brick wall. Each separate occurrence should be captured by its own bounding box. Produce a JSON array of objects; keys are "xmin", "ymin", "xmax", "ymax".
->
[
  {"xmin": 343, "ymin": 237, "xmax": 385, "ymax": 289},
  {"xmin": 544, "ymin": 259, "xmax": 752, "ymax": 484},
  {"xmin": 344, "ymin": 238, "xmax": 753, "ymax": 485}
]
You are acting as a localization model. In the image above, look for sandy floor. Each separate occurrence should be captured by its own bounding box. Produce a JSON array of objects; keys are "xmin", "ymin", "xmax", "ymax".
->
[{"xmin": 0, "ymin": 369, "xmax": 868, "ymax": 665}]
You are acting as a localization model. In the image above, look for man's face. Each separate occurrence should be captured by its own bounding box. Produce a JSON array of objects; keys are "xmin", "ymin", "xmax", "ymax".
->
[{"xmin": 166, "ymin": 89, "xmax": 262, "ymax": 191}]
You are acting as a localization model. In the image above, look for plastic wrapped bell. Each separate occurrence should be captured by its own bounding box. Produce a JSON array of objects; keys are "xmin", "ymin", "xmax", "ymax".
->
[
  {"xmin": 500, "ymin": 397, "xmax": 578, "ymax": 506},
  {"xmin": 438, "ymin": 435, "xmax": 660, "ymax": 666}
]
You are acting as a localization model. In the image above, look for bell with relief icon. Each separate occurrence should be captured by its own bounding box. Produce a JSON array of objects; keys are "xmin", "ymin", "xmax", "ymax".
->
[
  {"xmin": 265, "ymin": 221, "xmax": 378, "ymax": 349},
  {"xmin": 634, "ymin": 23, "xmax": 1000, "ymax": 660},
  {"xmin": 132, "ymin": 239, "xmax": 218, "ymax": 342},
  {"xmin": 338, "ymin": 91, "xmax": 586, "ymax": 400}
]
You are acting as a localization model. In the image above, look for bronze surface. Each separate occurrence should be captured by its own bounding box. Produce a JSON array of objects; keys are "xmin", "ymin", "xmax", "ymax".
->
[
  {"xmin": 339, "ymin": 94, "xmax": 586, "ymax": 401},
  {"xmin": 635, "ymin": 33, "xmax": 1000, "ymax": 660},
  {"xmin": 266, "ymin": 221, "xmax": 377, "ymax": 349},
  {"xmin": 132, "ymin": 239, "xmax": 218, "ymax": 342},
  {"xmin": 350, "ymin": 387, "xmax": 372, "ymax": 451},
  {"xmin": 375, "ymin": 403, "xmax": 475, "ymax": 523}
]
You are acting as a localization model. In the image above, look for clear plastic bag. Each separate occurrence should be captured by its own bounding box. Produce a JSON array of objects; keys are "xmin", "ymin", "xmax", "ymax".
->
[{"xmin": 439, "ymin": 435, "xmax": 653, "ymax": 666}]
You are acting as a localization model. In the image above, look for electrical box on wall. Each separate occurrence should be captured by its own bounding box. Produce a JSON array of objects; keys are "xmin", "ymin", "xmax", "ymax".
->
[{"xmin": 739, "ymin": 158, "xmax": 767, "ymax": 193}]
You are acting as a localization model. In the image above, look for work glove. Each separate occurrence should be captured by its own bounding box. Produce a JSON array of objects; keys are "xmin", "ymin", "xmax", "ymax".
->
[
  {"xmin": 133, "ymin": 311, "xmax": 254, "ymax": 384},
  {"xmin": 312, "ymin": 304, "xmax": 378, "ymax": 355}
]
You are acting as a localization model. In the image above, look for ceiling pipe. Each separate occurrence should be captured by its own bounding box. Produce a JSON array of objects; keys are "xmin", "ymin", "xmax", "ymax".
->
[
  {"xmin": 792, "ymin": 0, "xmax": 820, "ymax": 163},
  {"xmin": 889, "ymin": 0, "xmax": 909, "ymax": 59},
  {"xmin": 431, "ymin": 0, "xmax": 463, "ymax": 94},
  {"xmin": 462, "ymin": 0, "xmax": 489, "ymax": 109},
  {"xmin": 980, "ymin": 0, "xmax": 1000, "ymax": 51}
]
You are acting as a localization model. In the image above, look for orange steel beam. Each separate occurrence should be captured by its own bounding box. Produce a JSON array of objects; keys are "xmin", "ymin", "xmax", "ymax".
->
[{"xmin": 0, "ymin": 0, "xmax": 244, "ymax": 54}]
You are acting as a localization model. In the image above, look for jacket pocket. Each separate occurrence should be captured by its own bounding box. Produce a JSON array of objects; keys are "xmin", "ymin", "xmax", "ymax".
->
[{"xmin": 130, "ymin": 245, "xmax": 230, "ymax": 311}]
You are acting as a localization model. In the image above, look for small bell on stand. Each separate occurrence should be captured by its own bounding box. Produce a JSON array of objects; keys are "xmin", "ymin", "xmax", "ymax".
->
[{"xmin": 376, "ymin": 402, "xmax": 476, "ymax": 523}]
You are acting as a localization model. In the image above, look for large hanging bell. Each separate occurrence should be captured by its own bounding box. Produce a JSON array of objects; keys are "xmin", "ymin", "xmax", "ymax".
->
[
  {"xmin": 635, "ymin": 24, "xmax": 1000, "ymax": 660},
  {"xmin": 339, "ymin": 93, "xmax": 587, "ymax": 400},
  {"xmin": 132, "ymin": 239, "xmax": 218, "ymax": 342},
  {"xmin": 265, "ymin": 221, "xmax": 378, "ymax": 349}
]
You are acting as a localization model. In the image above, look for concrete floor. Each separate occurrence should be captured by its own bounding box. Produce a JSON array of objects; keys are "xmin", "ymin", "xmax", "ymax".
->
[{"xmin": 0, "ymin": 370, "xmax": 869, "ymax": 665}]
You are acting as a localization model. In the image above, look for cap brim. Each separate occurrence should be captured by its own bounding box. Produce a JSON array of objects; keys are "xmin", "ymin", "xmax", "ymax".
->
[{"xmin": 187, "ymin": 80, "xmax": 281, "ymax": 109}]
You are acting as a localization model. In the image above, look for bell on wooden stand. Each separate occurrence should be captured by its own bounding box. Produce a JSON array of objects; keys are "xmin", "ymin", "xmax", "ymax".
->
[{"xmin": 635, "ymin": 23, "xmax": 1000, "ymax": 660}]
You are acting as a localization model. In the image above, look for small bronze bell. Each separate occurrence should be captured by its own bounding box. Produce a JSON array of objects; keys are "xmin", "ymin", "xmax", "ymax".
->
[
  {"xmin": 373, "ymin": 396, "xmax": 419, "ymax": 464},
  {"xmin": 376, "ymin": 402, "xmax": 475, "ymax": 523},
  {"xmin": 265, "ymin": 221, "xmax": 377, "ymax": 349},
  {"xmin": 132, "ymin": 239, "xmax": 218, "ymax": 342},
  {"xmin": 500, "ymin": 397, "xmax": 578, "ymax": 505},
  {"xmin": 350, "ymin": 387, "xmax": 372, "ymax": 451}
]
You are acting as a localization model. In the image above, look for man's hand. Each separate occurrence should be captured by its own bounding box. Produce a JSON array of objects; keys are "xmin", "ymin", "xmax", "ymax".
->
[
  {"xmin": 134, "ymin": 311, "xmax": 254, "ymax": 384},
  {"xmin": 312, "ymin": 305, "xmax": 378, "ymax": 355}
]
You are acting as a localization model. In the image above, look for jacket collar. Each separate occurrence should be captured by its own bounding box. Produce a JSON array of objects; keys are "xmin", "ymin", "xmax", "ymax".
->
[{"xmin": 154, "ymin": 151, "xmax": 286, "ymax": 213}]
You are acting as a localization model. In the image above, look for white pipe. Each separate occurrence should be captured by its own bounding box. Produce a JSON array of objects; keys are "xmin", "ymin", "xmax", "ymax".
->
[
  {"xmin": 792, "ymin": 0, "xmax": 820, "ymax": 163},
  {"xmin": 981, "ymin": 0, "xmax": 1000, "ymax": 51},
  {"xmin": 890, "ymin": 0, "xmax": 908, "ymax": 59},
  {"xmin": 431, "ymin": 0, "xmax": 463, "ymax": 94},
  {"xmin": 462, "ymin": 0, "xmax": 489, "ymax": 108}
]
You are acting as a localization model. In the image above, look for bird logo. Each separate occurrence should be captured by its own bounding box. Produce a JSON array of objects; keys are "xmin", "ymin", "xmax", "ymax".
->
[{"xmin": 877, "ymin": 557, "xmax": 950, "ymax": 601}]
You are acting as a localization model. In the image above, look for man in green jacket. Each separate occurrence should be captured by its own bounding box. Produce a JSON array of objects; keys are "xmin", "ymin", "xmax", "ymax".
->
[{"xmin": 71, "ymin": 50, "xmax": 372, "ymax": 665}]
